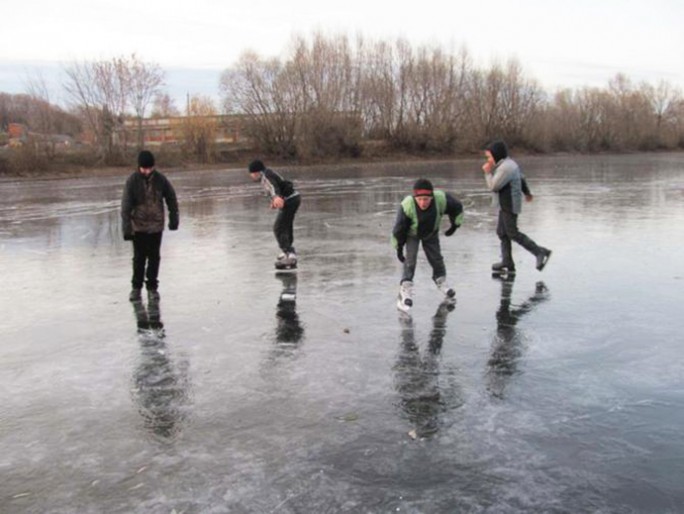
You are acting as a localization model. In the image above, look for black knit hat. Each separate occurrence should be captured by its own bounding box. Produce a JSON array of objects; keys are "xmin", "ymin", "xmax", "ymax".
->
[
  {"xmin": 486, "ymin": 140, "xmax": 508, "ymax": 163},
  {"xmin": 413, "ymin": 178, "xmax": 434, "ymax": 197},
  {"xmin": 138, "ymin": 150, "xmax": 155, "ymax": 168},
  {"xmin": 248, "ymin": 159, "xmax": 265, "ymax": 173}
]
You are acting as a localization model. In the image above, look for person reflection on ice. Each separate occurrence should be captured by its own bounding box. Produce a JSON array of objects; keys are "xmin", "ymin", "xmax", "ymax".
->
[
  {"xmin": 393, "ymin": 301, "xmax": 457, "ymax": 439},
  {"xmin": 272, "ymin": 272, "xmax": 304, "ymax": 355},
  {"xmin": 487, "ymin": 275, "xmax": 549, "ymax": 399},
  {"xmin": 131, "ymin": 296, "xmax": 188, "ymax": 441}
]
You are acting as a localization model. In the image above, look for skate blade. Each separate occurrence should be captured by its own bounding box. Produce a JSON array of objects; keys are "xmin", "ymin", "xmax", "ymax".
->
[{"xmin": 492, "ymin": 270, "xmax": 515, "ymax": 278}]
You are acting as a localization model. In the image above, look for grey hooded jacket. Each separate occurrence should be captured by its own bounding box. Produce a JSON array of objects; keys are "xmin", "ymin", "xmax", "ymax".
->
[{"xmin": 485, "ymin": 157, "xmax": 525, "ymax": 214}]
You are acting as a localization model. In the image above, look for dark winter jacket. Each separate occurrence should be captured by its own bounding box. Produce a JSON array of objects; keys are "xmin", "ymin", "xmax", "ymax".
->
[
  {"xmin": 121, "ymin": 170, "xmax": 179, "ymax": 236},
  {"xmin": 391, "ymin": 190, "xmax": 464, "ymax": 249},
  {"xmin": 259, "ymin": 168, "xmax": 298, "ymax": 200}
]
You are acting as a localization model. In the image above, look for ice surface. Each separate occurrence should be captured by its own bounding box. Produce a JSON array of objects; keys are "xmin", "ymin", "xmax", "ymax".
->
[{"xmin": 2, "ymin": 154, "xmax": 684, "ymax": 512}]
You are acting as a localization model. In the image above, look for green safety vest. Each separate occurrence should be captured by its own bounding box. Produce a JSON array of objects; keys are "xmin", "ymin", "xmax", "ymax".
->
[
  {"xmin": 402, "ymin": 190, "xmax": 448, "ymax": 236},
  {"xmin": 392, "ymin": 190, "xmax": 457, "ymax": 249}
]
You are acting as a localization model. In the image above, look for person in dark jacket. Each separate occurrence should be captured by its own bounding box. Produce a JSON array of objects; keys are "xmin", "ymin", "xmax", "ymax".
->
[
  {"xmin": 391, "ymin": 178, "xmax": 464, "ymax": 313},
  {"xmin": 121, "ymin": 150, "xmax": 179, "ymax": 301},
  {"xmin": 248, "ymin": 160, "xmax": 301, "ymax": 270},
  {"xmin": 482, "ymin": 140, "xmax": 551, "ymax": 275}
]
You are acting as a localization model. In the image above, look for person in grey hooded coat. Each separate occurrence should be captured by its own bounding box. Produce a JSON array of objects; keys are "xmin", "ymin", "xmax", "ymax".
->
[{"xmin": 482, "ymin": 140, "xmax": 551, "ymax": 274}]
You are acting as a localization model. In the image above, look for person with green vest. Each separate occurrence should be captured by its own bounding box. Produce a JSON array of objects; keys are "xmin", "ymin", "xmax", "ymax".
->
[{"xmin": 392, "ymin": 178, "xmax": 464, "ymax": 313}]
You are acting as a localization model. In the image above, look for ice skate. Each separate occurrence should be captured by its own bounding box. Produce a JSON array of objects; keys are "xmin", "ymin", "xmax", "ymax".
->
[
  {"xmin": 275, "ymin": 251, "xmax": 297, "ymax": 271},
  {"xmin": 275, "ymin": 260, "xmax": 297, "ymax": 271},
  {"xmin": 434, "ymin": 276, "xmax": 456, "ymax": 303},
  {"xmin": 274, "ymin": 252, "xmax": 287, "ymax": 267},
  {"xmin": 397, "ymin": 280, "xmax": 414, "ymax": 313},
  {"xmin": 536, "ymin": 248, "xmax": 552, "ymax": 271}
]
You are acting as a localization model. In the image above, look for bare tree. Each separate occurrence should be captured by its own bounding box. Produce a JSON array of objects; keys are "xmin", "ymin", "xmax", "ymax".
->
[
  {"xmin": 127, "ymin": 54, "xmax": 165, "ymax": 148},
  {"xmin": 358, "ymin": 39, "xmax": 399, "ymax": 140},
  {"xmin": 497, "ymin": 60, "xmax": 545, "ymax": 145},
  {"xmin": 606, "ymin": 74, "xmax": 643, "ymax": 149},
  {"xmin": 641, "ymin": 80, "xmax": 682, "ymax": 147},
  {"xmin": 288, "ymin": 33, "xmax": 363, "ymax": 158},
  {"xmin": 180, "ymin": 95, "xmax": 218, "ymax": 163},
  {"xmin": 63, "ymin": 55, "xmax": 166, "ymax": 164},
  {"xmin": 221, "ymin": 51, "xmax": 300, "ymax": 157},
  {"xmin": 64, "ymin": 58, "xmax": 129, "ymax": 164},
  {"xmin": 22, "ymin": 73, "xmax": 57, "ymax": 157},
  {"xmin": 151, "ymin": 93, "xmax": 180, "ymax": 118},
  {"xmin": 392, "ymin": 45, "xmax": 472, "ymax": 152},
  {"xmin": 464, "ymin": 59, "xmax": 544, "ymax": 148},
  {"xmin": 25, "ymin": 73, "xmax": 54, "ymax": 133},
  {"xmin": 218, "ymin": 30, "xmax": 684, "ymax": 159}
]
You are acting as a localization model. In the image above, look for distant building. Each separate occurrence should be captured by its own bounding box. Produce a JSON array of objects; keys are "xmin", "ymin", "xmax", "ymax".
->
[
  {"xmin": 8, "ymin": 122, "xmax": 27, "ymax": 139},
  {"xmin": 123, "ymin": 114, "xmax": 247, "ymax": 146},
  {"xmin": 50, "ymin": 134, "xmax": 75, "ymax": 148}
]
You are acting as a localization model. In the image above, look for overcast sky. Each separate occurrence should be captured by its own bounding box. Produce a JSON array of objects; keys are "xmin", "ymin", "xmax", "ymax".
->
[{"xmin": 2, "ymin": 0, "xmax": 683, "ymax": 107}]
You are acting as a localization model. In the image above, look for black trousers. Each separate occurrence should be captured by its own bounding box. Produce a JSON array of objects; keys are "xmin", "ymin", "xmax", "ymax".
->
[
  {"xmin": 274, "ymin": 195, "xmax": 301, "ymax": 253},
  {"xmin": 496, "ymin": 210, "xmax": 541, "ymax": 267},
  {"xmin": 132, "ymin": 232, "xmax": 163, "ymax": 290},
  {"xmin": 401, "ymin": 233, "xmax": 446, "ymax": 283}
]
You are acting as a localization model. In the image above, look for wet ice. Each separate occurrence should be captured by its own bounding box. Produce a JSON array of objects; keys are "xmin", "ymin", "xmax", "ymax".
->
[{"xmin": 2, "ymin": 154, "xmax": 684, "ymax": 512}]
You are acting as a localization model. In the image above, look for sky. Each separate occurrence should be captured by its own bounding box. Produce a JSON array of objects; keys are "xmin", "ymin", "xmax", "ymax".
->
[{"xmin": 2, "ymin": 0, "xmax": 683, "ymax": 109}]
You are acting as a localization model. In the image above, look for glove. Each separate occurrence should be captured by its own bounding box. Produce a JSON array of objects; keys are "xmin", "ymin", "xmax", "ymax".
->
[
  {"xmin": 169, "ymin": 215, "xmax": 179, "ymax": 231},
  {"xmin": 396, "ymin": 247, "xmax": 405, "ymax": 263},
  {"xmin": 444, "ymin": 224, "xmax": 459, "ymax": 237},
  {"xmin": 123, "ymin": 233, "xmax": 134, "ymax": 241}
]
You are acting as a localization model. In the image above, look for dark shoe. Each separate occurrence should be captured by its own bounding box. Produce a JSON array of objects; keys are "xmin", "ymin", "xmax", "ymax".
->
[
  {"xmin": 536, "ymin": 249, "xmax": 552, "ymax": 271},
  {"xmin": 147, "ymin": 289, "xmax": 160, "ymax": 301},
  {"xmin": 129, "ymin": 288, "xmax": 142, "ymax": 302}
]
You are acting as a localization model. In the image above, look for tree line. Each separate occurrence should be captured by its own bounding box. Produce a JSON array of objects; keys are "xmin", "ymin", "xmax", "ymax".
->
[
  {"xmin": 221, "ymin": 34, "xmax": 684, "ymax": 159},
  {"xmin": 2, "ymin": 34, "xmax": 683, "ymax": 174},
  {"xmin": 0, "ymin": 53, "xmax": 225, "ymax": 172}
]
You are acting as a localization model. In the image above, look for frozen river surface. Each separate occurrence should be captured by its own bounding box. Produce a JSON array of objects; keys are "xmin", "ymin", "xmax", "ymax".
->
[{"xmin": 1, "ymin": 154, "xmax": 684, "ymax": 513}]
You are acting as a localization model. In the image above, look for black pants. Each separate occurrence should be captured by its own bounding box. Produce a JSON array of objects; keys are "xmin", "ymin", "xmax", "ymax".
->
[
  {"xmin": 274, "ymin": 195, "xmax": 301, "ymax": 253},
  {"xmin": 132, "ymin": 232, "xmax": 162, "ymax": 290},
  {"xmin": 497, "ymin": 210, "xmax": 541, "ymax": 267},
  {"xmin": 401, "ymin": 233, "xmax": 446, "ymax": 283}
]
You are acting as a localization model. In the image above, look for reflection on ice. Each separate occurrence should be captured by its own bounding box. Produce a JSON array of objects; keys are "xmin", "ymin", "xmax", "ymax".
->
[
  {"xmin": 131, "ymin": 296, "xmax": 190, "ymax": 442},
  {"xmin": 394, "ymin": 301, "xmax": 460, "ymax": 439},
  {"xmin": 273, "ymin": 272, "xmax": 305, "ymax": 352},
  {"xmin": 486, "ymin": 276, "xmax": 550, "ymax": 399}
]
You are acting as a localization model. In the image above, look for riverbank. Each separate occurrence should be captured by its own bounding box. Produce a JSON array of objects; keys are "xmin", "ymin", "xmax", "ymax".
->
[
  {"xmin": 1, "ymin": 148, "xmax": 682, "ymax": 182},
  {"xmin": 0, "ymin": 150, "xmax": 473, "ymax": 181}
]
